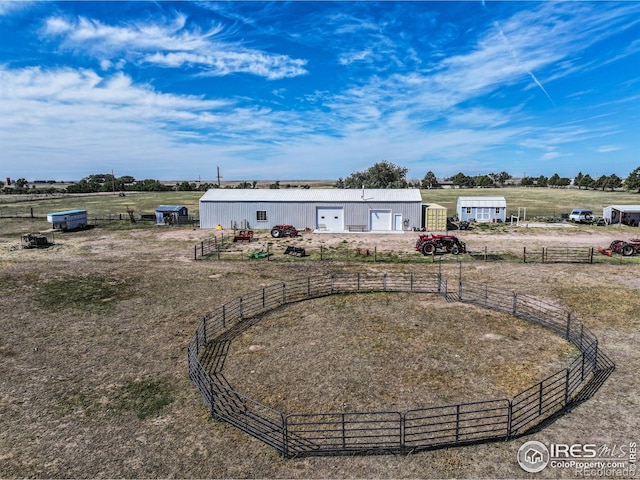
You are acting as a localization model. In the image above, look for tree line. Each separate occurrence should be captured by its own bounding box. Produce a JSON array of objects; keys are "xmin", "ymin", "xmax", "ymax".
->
[
  {"xmin": 336, "ymin": 161, "xmax": 640, "ymax": 193},
  {"xmin": 2, "ymin": 164, "xmax": 640, "ymax": 194}
]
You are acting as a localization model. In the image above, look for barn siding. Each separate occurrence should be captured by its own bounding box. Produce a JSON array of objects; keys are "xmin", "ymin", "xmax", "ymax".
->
[{"xmin": 199, "ymin": 192, "xmax": 422, "ymax": 231}]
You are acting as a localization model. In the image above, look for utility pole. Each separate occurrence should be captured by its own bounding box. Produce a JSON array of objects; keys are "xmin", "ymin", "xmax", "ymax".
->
[{"xmin": 217, "ymin": 166, "xmax": 223, "ymax": 187}]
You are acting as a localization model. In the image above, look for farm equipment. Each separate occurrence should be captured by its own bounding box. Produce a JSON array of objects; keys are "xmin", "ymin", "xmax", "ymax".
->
[
  {"xmin": 248, "ymin": 249, "xmax": 270, "ymax": 259},
  {"xmin": 270, "ymin": 224, "xmax": 298, "ymax": 238},
  {"xmin": 233, "ymin": 230, "xmax": 254, "ymax": 242},
  {"xmin": 284, "ymin": 246, "xmax": 306, "ymax": 257},
  {"xmin": 21, "ymin": 233, "xmax": 53, "ymax": 249},
  {"xmin": 598, "ymin": 239, "xmax": 640, "ymax": 257},
  {"xmin": 415, "ymin": 233, "xmax": 467, "ymax": 255}
]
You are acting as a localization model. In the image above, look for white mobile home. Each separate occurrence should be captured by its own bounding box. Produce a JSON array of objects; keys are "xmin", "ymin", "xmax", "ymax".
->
[
  {"xmin": 603, "ymin": 205, "xmax": 640, "ymax": 227},
  {"xmin": 199, "ymin": 189, "xmax": 423, "ymax": 232},
  {"xmin": 456, "ymin": 196, "xmax": 507, "ymax": 223},
  {"xmin": 47, "ymin": 209, "xmax": 88, "ymax": 231}
]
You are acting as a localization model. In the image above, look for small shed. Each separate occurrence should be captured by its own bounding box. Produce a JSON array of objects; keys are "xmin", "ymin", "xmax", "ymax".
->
[
  {"xmin": 457, "ymin": 196, "xmax": 507, "ymax": 223},
  {"xmin": 603, "ymin": 205, "xmax": 640, "ymax": 227},
  {"xmin": 422, "ymin": 203, "xmax": 448, "ymax": 231},
  {"xmin": 155, "ymin": 205, "xmax": 189, "ymax": 225},
  {"xmin": 47, "ymin": 209, "xmax": 88, "ymax": 231}
]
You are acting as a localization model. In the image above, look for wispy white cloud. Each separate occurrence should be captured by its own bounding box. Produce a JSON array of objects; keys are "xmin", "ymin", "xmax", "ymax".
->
[{"xmin": 42, "ymin": 13, "xmax": 308, "ymax": 79}]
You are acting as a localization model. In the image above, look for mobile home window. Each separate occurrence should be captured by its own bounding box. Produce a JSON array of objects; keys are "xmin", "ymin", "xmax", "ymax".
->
[
  {"xmin": 256, "ymin": 210, "xmax": 267, "ymax": 222},
  {"xmin": 465, "ymin": 207, "xmax": 471, "ymax": 214},
  {"xmin": 495, "ymin": 207, "xmax": 500, "ymax": 214}
]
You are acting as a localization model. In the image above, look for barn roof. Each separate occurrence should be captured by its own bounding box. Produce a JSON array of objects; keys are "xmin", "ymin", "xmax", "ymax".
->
[
  {"xmin": 199, "ymin": 188, "xmax": 422, "ymax": 203},
  {"xmin": 605, "ymin": 205, "xmax": 640, "ymax": 213},
  {"xmin": 155, "ymin": 205, "xmax": 187, "ymax": 212},
  {"xmin": 457, "ymin": 196, "xmax": 507, "ymax": 208}
]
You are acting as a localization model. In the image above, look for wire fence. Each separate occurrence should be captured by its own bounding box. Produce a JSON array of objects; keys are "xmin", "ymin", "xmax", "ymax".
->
[
  {"xmin": 187, "ymin": 271, "xmax": 615, "ymax": 457},
  {"xmin": 193, "ymin": 233, "xmax": 636, "ymax": 265}
]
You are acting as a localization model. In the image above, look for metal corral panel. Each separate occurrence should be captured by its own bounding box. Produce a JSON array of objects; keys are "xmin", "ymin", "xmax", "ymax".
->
[
  {"xmin": 199, "ymin": 189, "xmax": 422, "ymax": 231},
  {"xmin": 423, "ymin": 203, "xmax": 447, "ymax": 231}
]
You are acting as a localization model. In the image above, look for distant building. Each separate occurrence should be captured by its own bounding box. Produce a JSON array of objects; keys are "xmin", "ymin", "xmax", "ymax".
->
[
  {"xmin": 603, "ymin": 205, "xmax": 640, "ymax": 227},
  {"xmin": 155, "ymin": 205, "xmax": 189, "ymax": 225},
  {"xmin": 456, "ymin": 196, "xmax": 507, "ymax": 223}
]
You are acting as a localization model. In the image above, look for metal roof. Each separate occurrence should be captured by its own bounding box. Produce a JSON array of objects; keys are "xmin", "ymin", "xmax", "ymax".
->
[
  {"xmin": 457, "ymin": 196, "xmax": 507, "ymax": 208},
  {"xmin": 155, "ymin": 205, "xmax": 187, "ymax": 212},
  {"xmin": 47, "ymin": 209, "xmax": 87, "ymax": 216},
  {"xmin": 606, "ymin": 205, "xmax": 640, "ymax": 213},
  {"xmin": 200, "ymin": 188, "xmax": 422, "ymax": 203}
]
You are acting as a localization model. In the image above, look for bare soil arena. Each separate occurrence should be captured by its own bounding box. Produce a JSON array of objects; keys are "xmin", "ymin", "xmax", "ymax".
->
[{"xmin": 1, "ymin": 217, "xmax": 639, "ymax": 478}]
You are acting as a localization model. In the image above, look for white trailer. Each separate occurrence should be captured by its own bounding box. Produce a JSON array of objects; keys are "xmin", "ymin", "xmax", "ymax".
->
[{"xmin": 47, "ymin": 209, "xmax": 88, "ymax": 231}]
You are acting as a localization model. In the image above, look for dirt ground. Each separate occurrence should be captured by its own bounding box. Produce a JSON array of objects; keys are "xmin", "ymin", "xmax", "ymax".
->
[{"xmin": 1, "ymin": 219, "xmax": 639, "ymax": 478}]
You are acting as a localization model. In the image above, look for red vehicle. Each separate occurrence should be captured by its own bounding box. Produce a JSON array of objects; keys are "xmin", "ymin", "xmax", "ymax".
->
[
  {"xmin": 599, "ymin": 238, "xmax": 640, "ymax": 257},
  {"xmin": 270, "ymin": 224, "xmax": 298, "ymax": 238},
  {"xmin": 415, "ymin": 233, "xmax": 467, "ymax": 255}
]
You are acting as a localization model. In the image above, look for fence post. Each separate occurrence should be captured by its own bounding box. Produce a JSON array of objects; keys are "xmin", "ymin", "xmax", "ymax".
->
[
  {"xmin": 195, "ymin": 330, "xmax": 199, "ymax": 356},
  {"xmin": 307, "ymin": 277, "xmax": 311, "ymax": 298},
  {"xmin": 523, "ymin": 247, "xmax": 526, "ymax": 263},
  {"xmin": 506, "ymin": 400, "xmax": 513, "ymax": 439},
  {"xmin": 410, "ymin": 272, "xmax": 414, "ymax": 292},
  {"xmin": 374, "ymin": 246, "xmax": 377, "ymax": 262},
  {"xmin": 538, "ymin": 381, "xmax": 543, "ymax": 416},
  {"xmin": 320, "ymin": 245, "xmax": 323, "ymax": 261},
  {"xmin": 222, "ymin": 305, "xmax": 226, "ymax": 328},
  {"xmin": 357, "ymin": 272, "xmax": 360, "ymax": 291},
  {"xmin": 512, "ymin": 292, "xmax": 517, "ymax": 315},
  {"xmin": 566, "ymin": 313, "xmax": 571, "ymax": 341},
  {"xmin": 203, "ymin": 316, "xmax": 207, "ymax": 344},
  {"xmin": 240, "ymin": 297, "xmax": 244, "ymax": 319},
  {"xmin": 262, "ymin": 288, "xmax": 266, "ymax": 309},
  {"xmin": 455, "ymin": 404, "xmax": 460, "ymax": 442},
  {"xmin": 383, "ymin": 272, "xmax": 387, "ymax": 291},
  {"xmin": 564, "ymin": 369, "xmax": 570, "ymax": 405},
  {"xmin": 195, "ymin": 244, "xmax": 198, "ymax": 260}
]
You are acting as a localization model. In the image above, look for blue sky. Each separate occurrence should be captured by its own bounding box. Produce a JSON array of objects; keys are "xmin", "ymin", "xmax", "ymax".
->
[{"xmin": 1, "ymin": 1, "xmax": 638, "ymax": 183}]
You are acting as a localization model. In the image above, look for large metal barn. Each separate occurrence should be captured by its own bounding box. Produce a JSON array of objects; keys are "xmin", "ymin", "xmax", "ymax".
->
[{"xmin": 199, "ymin": 188, "xmax": 423, "ymax": 232}]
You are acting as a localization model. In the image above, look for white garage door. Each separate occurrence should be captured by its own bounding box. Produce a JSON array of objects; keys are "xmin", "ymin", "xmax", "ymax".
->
[
  {"xmin": 370, "ymin": 209, "xmax": 392, "ymax": 231},
  {"xmin": 317, "ymin": 207, "xmax": 344, "ymax": 231}
]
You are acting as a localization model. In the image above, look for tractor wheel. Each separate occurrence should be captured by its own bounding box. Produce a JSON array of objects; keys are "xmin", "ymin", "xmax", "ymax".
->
[
  {"xmin": 270, "ymin": 227, "xmax": 283, "ymax": 238},
  {"xmin": 622, "ymin": 244, "xmax": 634, "ymax": 256},
  {"xmin": 421, "ymin": 242, "xmax": 435, "ymax": 255},
  {"xmin": 450, "ymin": 245, "xmax": 460, "ymax": 255}
]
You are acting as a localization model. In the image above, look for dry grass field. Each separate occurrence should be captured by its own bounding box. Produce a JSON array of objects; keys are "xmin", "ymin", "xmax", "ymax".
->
[{"xmin": 1, "ymin": 215, "xmax": 639, "ymax": 478}]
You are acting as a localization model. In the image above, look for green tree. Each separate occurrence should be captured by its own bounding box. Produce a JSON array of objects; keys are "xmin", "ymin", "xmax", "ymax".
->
[
  {"xmin": 536, "ymin": 175, "xmax": 548, "ymax": 187},
  {"xmin": 574, "ymin": 172, "xmax": 584, "ymax": 188},
  {"xmin": 449, "ymin": 172, "xmax": 475, "ymax": 188},
  {"xmin": 520, "ymin": 176, "xmax": 535, "ymax": 187},
  {"xmin": 607, "ymin": 174, "xmax": 623, "ymax": 191},
  {"xmin": 548, "ymin": 173, "xmax": 560, "ymax": 187},
  {"xmin": 579, "ymin": 174, "xmax": 594, "ymax": 189},
  {"xmin": 341, "ymin": 160, "xmax": 408, "ymax": 189},
  {"xmin": 421, "ymin": 171, "xmax": 438, "ymax": 189},
  {"xmin": 474, "ymin": 175, "xmax": 495, "ymax": 187},
  {"xmin": 594, "ymin": 175, "xmax": 610, "ymax": 191},
  {"xmin": 624, "ymin": 166, "xmax": 640, "ymax": 193}
]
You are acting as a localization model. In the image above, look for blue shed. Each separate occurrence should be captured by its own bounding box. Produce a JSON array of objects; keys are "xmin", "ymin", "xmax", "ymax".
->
[
  {"xmin": 456, "ymin": 196, "xmax": 507, "ymax": 223},
  {"xmin": 155, "ymin": 205, "xmax": 189, "ymax": 225}
]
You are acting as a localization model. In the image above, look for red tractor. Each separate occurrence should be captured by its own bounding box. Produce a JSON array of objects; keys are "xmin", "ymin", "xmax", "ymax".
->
[
  {"xmin": 270, "ymin": 224, "xmax": 298, "ymax": 238},
  {"xmin": 416, "ymin": 233, "xmax": 467, "ymax": 255},
  {"xmin": 599, "ymin": 238, "xmax": 640, "ymax": 257}
]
